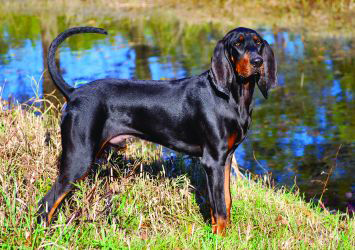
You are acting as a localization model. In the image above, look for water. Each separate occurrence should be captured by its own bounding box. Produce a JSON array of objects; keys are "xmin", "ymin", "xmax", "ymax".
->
[{"xmin": 0, "ymin": 15, "xmax": 353, "ymax": 213}]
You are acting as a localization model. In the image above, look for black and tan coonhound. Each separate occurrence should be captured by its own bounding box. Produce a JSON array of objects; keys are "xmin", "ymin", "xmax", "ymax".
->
[{"xmin": 37, "ymin": 26, "xmax": 277, "ymax": 235}]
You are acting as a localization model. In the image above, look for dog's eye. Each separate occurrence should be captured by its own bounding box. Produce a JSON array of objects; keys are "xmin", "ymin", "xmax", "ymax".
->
[{"xmin": 235, "ymin": 42, "xmax": 241, "ymax": 47}]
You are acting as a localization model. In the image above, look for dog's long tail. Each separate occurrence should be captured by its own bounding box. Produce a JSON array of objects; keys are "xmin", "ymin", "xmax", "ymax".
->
[{"xmin": 48, "ymin": 27, "xmax": 108, "ymax": 100}]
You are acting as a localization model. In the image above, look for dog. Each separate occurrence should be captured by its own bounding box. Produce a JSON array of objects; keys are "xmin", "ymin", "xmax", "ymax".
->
[{"xmin": 37, "ymin": 26, "xmax": 277, "ymax": 236}]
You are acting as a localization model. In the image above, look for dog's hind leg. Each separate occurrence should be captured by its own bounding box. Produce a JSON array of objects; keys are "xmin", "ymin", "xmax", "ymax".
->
[{"xmin": 37, "ymin": 112, "xmax": 100, "ymax": 225}]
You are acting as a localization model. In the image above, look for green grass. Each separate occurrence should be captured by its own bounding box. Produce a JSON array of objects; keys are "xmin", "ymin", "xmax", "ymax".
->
[{"xmin": 0, "ymin": 99, "xmax": 354, "ymax": 249}]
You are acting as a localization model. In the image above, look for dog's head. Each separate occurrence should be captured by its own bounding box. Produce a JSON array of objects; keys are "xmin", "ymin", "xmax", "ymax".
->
[{"xmin": 211, "ymin": 27, "xmax": 277, "ymax": 99}]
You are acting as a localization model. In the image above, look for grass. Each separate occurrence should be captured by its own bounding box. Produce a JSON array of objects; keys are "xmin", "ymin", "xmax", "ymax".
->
[
  {"xmin": 1, "ymin": 0, "xmax": 353, "ymax": 36},
  {"xmin": 0, "ymin": 97, "xmax": 354, "ymax": 249}
]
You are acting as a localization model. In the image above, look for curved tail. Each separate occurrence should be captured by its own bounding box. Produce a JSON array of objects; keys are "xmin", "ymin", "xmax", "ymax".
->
[{"xmin": 48, "ymin": 27, "xmax": 108, "ymax": 100}]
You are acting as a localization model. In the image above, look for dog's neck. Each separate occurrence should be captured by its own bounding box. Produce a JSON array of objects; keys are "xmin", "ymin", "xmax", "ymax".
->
[
  {"xmin": 206, "ymin": 70, "xmax": 256, "ymax": 119},
  {"xmin": 231, "ymin": 75, "xmax": 257, "ymax": 115}
]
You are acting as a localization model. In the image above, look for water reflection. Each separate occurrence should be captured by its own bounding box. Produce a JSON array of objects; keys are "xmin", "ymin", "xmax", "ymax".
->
[{"xmin": 0, "ymin": 16, "xmax": 353, "ymax": 213}]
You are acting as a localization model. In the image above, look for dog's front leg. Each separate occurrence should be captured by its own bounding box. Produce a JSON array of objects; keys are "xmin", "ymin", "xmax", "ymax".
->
[{"xmin": 202, "ymin": 151, "xmax": 233, "ymax": 236}]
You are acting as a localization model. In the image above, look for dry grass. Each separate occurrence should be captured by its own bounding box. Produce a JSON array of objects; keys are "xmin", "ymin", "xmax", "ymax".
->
[
  {"xmin": 1, "ymin": 0, "xmax": 353, "ymax": 37},
  {"xmin": 0, "ymin": 97, "xmax": 354, "ymax": 248}
]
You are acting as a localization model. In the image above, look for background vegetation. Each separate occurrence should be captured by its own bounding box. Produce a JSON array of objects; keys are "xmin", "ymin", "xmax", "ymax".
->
[{"xmin": 1, "ymin": 0, "xmax": 353, "ymax": 36}]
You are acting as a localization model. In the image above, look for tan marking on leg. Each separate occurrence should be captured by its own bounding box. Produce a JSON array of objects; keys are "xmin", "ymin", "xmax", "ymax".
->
[
  {"xmin": 47, "ymin": 191, "xmax": 69, "ymax": 224},
  {"xmin": 45, "ymin": 137, "xmax": 109, "ymax": 225},
  {"xmin": 216, "ymin": 217, "xmax": 227, "ymax": 236},
  {"xmin": 47, "ymin": 167, "xmax": 93, "ymax": 224},
  {"xmin": 224, "ymin": 161, "xmax": 231, "ymax": 225},
  {"xmin": 210, "ymin": 207, "xmax": 217, "ymax": 234}
]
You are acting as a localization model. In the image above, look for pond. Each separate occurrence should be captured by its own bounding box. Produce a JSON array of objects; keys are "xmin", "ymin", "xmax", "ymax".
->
[{"xmin": 0, "ymin": 14, "xmax": 354, "ymax": 214}]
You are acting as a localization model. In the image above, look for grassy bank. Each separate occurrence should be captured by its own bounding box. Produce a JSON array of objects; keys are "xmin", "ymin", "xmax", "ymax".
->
[
  {"xmin": 1, "ymin": 0, "xmax": 353, "ymax": 37},
  {"xmin": 0, "ymin": 99, "xmax": 354, "ymax": 249}
]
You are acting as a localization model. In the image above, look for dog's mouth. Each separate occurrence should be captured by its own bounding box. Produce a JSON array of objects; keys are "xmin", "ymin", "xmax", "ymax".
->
[
  {"xmin": 252, "ymin": 66, "xmax": 262, "ymax": 75},
  {"xmin": 238, "ymin": 72, "xmax": 260, "ymax": 83}
]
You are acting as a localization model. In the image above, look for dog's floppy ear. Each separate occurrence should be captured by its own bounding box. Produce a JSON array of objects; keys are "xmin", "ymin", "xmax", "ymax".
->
[
  {"xmin": 211, "ymin": 40, "xmax": 235, "ymax": 98},
  {"xmin": 257, "ymin": 40, "xmax": 277, "ymax": 99}
]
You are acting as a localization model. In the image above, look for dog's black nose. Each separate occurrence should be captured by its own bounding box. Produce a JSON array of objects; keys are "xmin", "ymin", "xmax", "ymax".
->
[{"xmin": 251, "ymin": 57, "xmax": 263, "ymax": 67}]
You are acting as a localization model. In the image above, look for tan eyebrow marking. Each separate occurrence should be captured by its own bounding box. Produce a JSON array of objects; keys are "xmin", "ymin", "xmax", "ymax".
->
[{"xmin": 253, "ymin": 35, "xmax": 261, "ymax": 43}]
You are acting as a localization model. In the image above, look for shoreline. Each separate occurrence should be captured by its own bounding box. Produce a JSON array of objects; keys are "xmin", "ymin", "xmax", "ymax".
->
[{"xmin": 1, "ymin": 0, "xmax": 354, "ymax": 37}]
